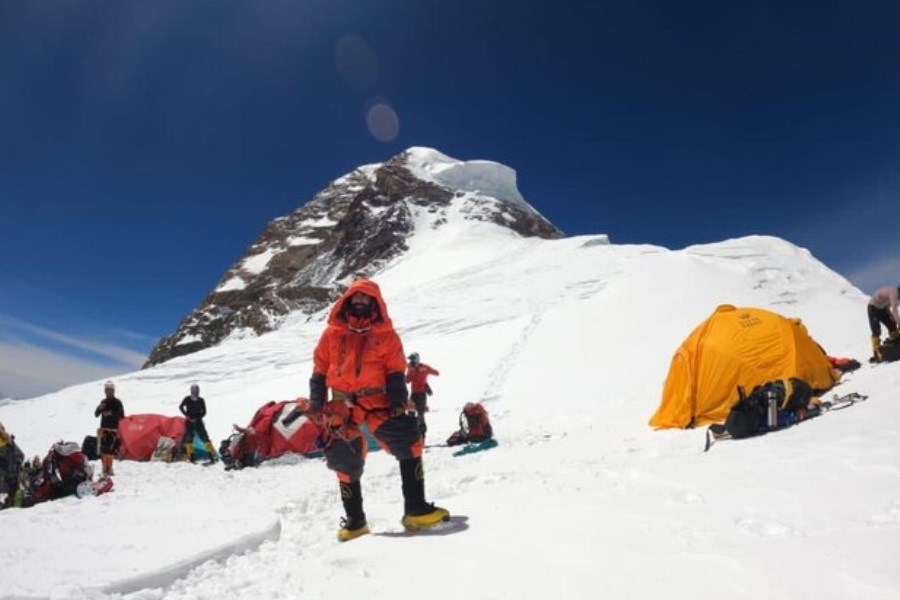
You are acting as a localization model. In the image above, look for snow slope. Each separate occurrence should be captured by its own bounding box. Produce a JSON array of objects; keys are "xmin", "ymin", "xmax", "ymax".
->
[{"xmin": 1, "ymin": 215, "xmax": 898, "ymax": 600}]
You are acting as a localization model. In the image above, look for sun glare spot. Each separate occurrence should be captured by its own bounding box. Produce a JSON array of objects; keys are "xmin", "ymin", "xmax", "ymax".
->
[
  {"xmin": 366, "ymin": 103, "xmax": 400, "ymax": 142},
  {"xmin": 335, "ymin": 35, "xmax": 378, "ymax": 91}
]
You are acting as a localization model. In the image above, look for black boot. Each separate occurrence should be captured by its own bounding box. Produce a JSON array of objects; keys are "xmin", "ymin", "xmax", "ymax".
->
[
  {"xmin": 400, "ymin": 457, "xmax": 428, "ymax": 515},
  {"xmin": 338, "ymin": 481, "xmax": 368, "ymax": 541},
  {"xmin": 399, "ymin": 457, "xmax": 449, "ymax": 529}
]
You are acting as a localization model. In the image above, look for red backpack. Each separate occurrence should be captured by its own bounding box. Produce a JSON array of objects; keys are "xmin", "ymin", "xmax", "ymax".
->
[
  {"xmin": 446, "ymin": 403, "xmax": 493, "ymax": 446},
  {"xmin": 29, "ymin": 441, "xmax": 91, "ymax": 503}
]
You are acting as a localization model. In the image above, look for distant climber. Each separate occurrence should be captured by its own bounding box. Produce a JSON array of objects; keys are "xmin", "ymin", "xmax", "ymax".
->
[
  {"xmin": 0, "ymin": 421, "xmax": 25, "ymax": 508},
  {"xmin": 179, "ymin": 384, "xmax": 218, "ymax": 463},
  {"xmin": 94, "ymin": 380, "xmax": 125, "ymax": 476},
  {"xmin": 867, "ymin": 285, "xmax": 900, "ymax": 363},
  {"xmin": 405, "ymin": 352, "xmax": 439, "ymax": 438}
]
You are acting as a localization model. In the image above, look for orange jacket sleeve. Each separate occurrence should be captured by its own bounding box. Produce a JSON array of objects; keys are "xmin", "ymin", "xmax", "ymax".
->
[
  {"xmin": 384, "ymin": 330, "xmax": 407, "ymax": 376},
  {"xmin": 313, "ymin": 328, "xmax": 331, "ymax": 376}
]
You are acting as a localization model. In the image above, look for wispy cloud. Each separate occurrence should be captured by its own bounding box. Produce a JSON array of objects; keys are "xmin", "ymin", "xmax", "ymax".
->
[
  {"xmin": 0, "ymin": 314, "xmax": 147, "ymax": 399},
  {"xmin": 847, "ymin": 255, "xmax": 900, "ymax": 296},
  {"xmin": 788, "ymin": 179, "xmax": 899, "ymax": 294},
  {"xmin": 0, "ymin": 314, "xmax": 148, "ymax": 366},
  {"xmin": 0, "ymin": 341, "xmax": 132, "ymax": 400}
]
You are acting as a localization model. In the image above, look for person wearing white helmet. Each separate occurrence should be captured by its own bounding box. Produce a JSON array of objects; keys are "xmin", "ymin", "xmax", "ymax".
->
[
  {"xmin": 178, "ymin": 384, "xmax": 218, "ymax": 463},
  {"xmin": 405, "ymin": 352, "xmax": 440, "ymax": 439},
  {"xmin": 94, "ymin": 380, "xmax": 125, "ymax": 476}
]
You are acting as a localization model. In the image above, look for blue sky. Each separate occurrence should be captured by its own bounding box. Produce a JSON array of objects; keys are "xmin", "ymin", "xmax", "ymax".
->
[{"xmin": 1, "ymin": 1, "xmax": 898, "ymax": 398}]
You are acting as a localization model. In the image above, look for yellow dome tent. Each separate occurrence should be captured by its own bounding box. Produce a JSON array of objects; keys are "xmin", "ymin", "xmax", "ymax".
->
[{"xmin": 649, "ymin": 305, "xmax": 839, "ymax": 429}]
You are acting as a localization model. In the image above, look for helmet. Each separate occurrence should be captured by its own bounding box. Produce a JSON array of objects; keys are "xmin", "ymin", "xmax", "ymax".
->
[
  {"xmin": 104, "ymin": 380, "xmax": 115, "ymax": 391},
  {"xmin": 190, "ymin": 383, "xmax": 200, "ymax": 394},
  {"xmin": 407, "ymin": 352, "xmax": 420, "ymax": 365}
]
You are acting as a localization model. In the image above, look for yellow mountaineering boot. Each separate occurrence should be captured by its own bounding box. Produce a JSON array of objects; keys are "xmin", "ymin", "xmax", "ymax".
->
[
  {"xmin": 337, "ymin": 481, "xmax": 370, "ymax": 542},
  {"xmin": 204, "ymin": 441, "xmax": 219, "ymax": 464},
  {"xmin": 338, "ymin": 517, "xmax": 370, "ymax": 542},
  {"xmin": 401, "ymin": 505, "xmax": 450, "ymax": 531},
  {"xmin": 871, "ymin": 336, "xmax": 883, "ymax": 363},
  {"xmin": 399, "ymin": 457, "xmax": 450, "ymax": 531},
  {"xmin": 184, "ymin": 443, "xmax": 196, "ymax": 463}
]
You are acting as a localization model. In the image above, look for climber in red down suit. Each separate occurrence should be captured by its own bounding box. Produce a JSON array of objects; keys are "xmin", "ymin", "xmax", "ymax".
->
[
  {"xmin": 306, "ymin": 279, "xmax": 449, "ymax": 541},
  {"xmin": 405, "ymin": 352, "xmax": 439, "ymax": 438}
]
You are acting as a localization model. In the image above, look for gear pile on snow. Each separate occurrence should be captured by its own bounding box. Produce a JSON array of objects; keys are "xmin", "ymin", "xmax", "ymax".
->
[{"xmin": 446, "ymin": 403, "xmax": 493, "ymax": 446}]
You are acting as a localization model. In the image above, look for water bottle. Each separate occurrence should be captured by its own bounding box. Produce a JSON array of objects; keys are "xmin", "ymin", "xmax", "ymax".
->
[{"xmin": 766, "ymin": 390, "xmax": 778, "ymax": 429}]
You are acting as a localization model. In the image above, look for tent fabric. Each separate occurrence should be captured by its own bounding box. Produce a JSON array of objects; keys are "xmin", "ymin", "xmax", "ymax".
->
[
  {"xmin": 118, "ymin": 414, "xmax": 186, "ymax": 461},
  {"xmin": 650, "ymin": 305, "xmax": 839, "ymax": 429},
  {"xmin": 245, "ymin": 400, "xmax": 324, "ymax": 459}
]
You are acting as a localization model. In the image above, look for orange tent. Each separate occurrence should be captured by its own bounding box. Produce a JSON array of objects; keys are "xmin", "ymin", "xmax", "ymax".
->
[{"xmin": 649, "ymin": 305, "xmax": 838, "ymax": 429}]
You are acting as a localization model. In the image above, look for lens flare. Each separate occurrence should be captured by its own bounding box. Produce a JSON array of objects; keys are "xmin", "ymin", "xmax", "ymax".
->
[
  {"xmin": 335, "ymin": 35, "xmax": 377, "ymax": 91},
  {"xmin": 366, "ymin": 103, "xmax": 400, "ymax": 142}
]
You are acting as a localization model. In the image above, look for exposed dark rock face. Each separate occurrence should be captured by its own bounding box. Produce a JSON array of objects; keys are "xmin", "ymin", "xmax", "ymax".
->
[{"xmin": 144, "ymin": 148, "xmax": 563, "ymax": 367}]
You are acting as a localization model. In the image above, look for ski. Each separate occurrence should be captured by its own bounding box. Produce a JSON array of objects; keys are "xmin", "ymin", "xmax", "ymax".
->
[
  {"xmin": 703, "ymin": 424, "xmax": 730, "ymax": 452},
  {"xmin": 703, "ymin": 392, "xmax": 868, "ymax": 452},
  {"xmin": 815, "ymin": 392, "xmax": 868, "ymax": 412}
]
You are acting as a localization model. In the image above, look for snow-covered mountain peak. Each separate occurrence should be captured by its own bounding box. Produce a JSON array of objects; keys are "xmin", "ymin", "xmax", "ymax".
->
[
  {"xmin": 399, "ymin": 146, "xmax": 529, "ymax": 209},
  {"xmin": 144, "ymin": 148, "xmax": 562, "ymax": 367}
]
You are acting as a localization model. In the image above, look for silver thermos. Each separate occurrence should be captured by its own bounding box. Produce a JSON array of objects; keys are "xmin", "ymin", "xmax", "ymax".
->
[{"xmin": 766, "ymin": 390, "xmax": 778, "ymax": 429}]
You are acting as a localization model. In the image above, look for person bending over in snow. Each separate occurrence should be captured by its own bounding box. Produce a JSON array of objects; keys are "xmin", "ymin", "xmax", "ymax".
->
[
  {"xmin": 179, "ymin": 384, "xmax": 218, "ymax": 463},
  {"xmin": 405, "ymin": 352, "xmax": 439, "ymax": 438},
  {"xmin": 94, "ymin": 380, "xmax": 125, "ymax": 476},
  {"xmin": 867, "ymin": 285, "xmax": 900, "ymax": 363},
  {"xmin": 305, "ymin": 278, "xmax": 449, "ymax": 541}
]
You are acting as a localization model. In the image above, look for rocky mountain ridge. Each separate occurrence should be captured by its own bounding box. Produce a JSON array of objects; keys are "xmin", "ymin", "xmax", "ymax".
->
[{"xmin": 144, "ymin": 147, "xmax": 563, "ymax": 367}]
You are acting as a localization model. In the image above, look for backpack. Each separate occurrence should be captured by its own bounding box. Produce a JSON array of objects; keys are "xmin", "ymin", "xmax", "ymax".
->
[
  {"xmin": 81, "ymin": 435, "xmax": 100, "ymax": 461},
  {"xmin": 723, "ymin": 378, "xmax": 814, "ymax": 439},
  {"xmin": 222, "ymin": 430, "xmax": 260, "ymax": 470},
  {"xmin": 827, "ymin": 356, "xmax": 862, "ymax": 373},
  {"xmin": 446, "ymin": 403, "xmax": 493, "ymax": 446},
  {"xmin": 880, "ymin": 337, "xmax": 900, "ymax": 363},
  {"xmin": 151, "ymin": 437, "xmax": 177, "ymax": 462},
  {"xmin": 28, "ymin": 442, "xmax": 91, "ymax": 503}
]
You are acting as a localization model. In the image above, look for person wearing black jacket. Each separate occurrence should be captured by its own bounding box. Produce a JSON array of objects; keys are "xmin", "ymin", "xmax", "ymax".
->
[
  {"xmin": 94, "ymin": 380, "xmax": 125, "ymax": 476},
  {"xmin": 1, "ymin": 420, "xmax": 25, "ymax": 508},
  {"xmin": 179, "ymin": 384, "xmax": 217, "ymax": 463}
]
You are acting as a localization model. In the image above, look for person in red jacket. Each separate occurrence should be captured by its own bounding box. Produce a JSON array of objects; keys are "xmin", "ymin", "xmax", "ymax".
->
[
  {"xmin": 405, "ymin": 352, "xmax": 439, "ymax": 438},
  {"xmin": 305, "ymin": 279, "xmax": 449, "ymax": 541}
]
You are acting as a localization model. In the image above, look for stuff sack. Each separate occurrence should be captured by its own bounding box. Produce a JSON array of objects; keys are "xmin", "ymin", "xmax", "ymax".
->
[
  {"xmin": 76, "ymin": 476, "xmax": 114, "ymax": 498},
  {"xmin": 81, "ymin": 435, "xmax": 100, "ymax": 461},
  {"xmin": 151, "ymin": 436, "xmax": 177, "ymax": 462},
  {"xmin": 880, "ymin": 338, "xmax": 900, "ymax": 363}
]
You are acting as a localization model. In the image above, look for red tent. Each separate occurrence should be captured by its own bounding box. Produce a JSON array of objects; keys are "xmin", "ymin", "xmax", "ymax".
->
[
  {"xmin": 118, "ymin": 414, "xmax": 186, "ymax": 461},
  {"xmin": 246, "ymin": 400, "xmax": 323, "ymax": 459}
]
